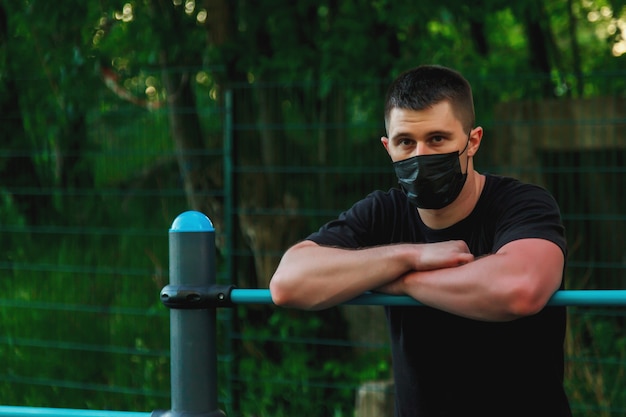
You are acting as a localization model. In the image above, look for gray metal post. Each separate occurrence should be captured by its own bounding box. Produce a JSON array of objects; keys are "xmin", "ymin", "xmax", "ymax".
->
[{"xmin": 152, "ymin": 211, "xmax": 226, "ymax": 417}]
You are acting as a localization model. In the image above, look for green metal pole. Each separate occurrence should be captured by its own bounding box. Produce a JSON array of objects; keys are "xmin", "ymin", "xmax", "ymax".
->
[{"xmin": 152, "ymin": 211, "xmax": 226, "ymax": 417}]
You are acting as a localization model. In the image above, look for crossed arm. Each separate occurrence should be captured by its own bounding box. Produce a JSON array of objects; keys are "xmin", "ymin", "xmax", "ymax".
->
[{"xmin": 269, "ymin": 238, "xmax": 564, "ymax": 322}]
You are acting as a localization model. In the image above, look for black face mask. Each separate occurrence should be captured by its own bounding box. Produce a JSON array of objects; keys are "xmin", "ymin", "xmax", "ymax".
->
[{"xmin": 393, "ymin": 138, "xmax": 470, "ymax": 209}]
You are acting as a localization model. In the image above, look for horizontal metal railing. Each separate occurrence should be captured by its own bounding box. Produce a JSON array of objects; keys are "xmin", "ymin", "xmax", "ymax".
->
[
  {"xmin": 0, "ymin": 406, "xmax": 149, "ymax": 417},
  {"xmin": 229, "ymin": 288, "xmax": 626, "ymax": 307}
]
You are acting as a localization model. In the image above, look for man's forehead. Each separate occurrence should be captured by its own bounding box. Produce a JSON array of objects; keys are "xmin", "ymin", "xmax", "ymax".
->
[{"xmin": 386, "ymin": 105, "xmax": 463, "ymax": 137}]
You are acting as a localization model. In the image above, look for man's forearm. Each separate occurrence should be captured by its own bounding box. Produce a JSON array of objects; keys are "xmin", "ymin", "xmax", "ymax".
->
[
  {"xmin": 270, "ymin": 239, "xmax": 475, "ymax": 310},
  {"xmin": 269, "ymin": 241, "xmax": 415, "ymax": 310},
  {"xmin": 380, "ymin": 239, "xmax": 564, "ymax": 321}
]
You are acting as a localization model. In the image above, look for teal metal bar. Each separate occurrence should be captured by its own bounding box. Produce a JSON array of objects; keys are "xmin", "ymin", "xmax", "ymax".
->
[
  {"xmin": 0, "ymin": 406, "xmax": 148, "ymax": 417},
  {"xmin": 230, "ymin": 289, "xmax": 626, "ymax": 306},
  {"xmin": 550, "ymin": 290, "xmax": 626, "ymax": 306}
]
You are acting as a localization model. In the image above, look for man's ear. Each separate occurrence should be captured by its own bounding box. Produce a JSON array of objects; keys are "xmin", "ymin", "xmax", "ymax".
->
[
  {"xmin": 467, "ymin": 127, "xmax": 483, "ymax": 157},
  {"xmin": 381, "ymin": 136, "xmax": 390, "ymax": 153}
]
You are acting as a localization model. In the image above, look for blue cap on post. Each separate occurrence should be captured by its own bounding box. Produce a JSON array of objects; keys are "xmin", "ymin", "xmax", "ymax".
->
[{"xmin": 170, "ymin": 211, "xmax": 215, "ymax": 232}]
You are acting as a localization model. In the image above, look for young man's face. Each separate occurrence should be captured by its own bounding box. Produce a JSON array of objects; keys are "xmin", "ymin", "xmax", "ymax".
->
[{"xmin": 381, "ymin": 100, "xmax": 470, "ymax": 162}]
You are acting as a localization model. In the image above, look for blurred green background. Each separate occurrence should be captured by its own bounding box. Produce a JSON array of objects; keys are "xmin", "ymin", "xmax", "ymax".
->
[{"xmin": 1, "ymin": 1, "xmax": 626, "ymax": 416}]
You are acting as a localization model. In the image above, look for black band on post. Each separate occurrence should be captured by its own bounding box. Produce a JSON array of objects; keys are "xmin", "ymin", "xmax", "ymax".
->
[{"xmin": 160, "ymin": 284, "xmax": 237, "ymax": 309}]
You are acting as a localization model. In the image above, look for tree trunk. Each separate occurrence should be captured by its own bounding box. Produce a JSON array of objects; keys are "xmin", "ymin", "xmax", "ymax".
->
[
  {"xmin": 517, "ymin": 1, "xmax": 555, "ymax": 97},
  {"xmin": 160, "ymin": 62, "xmax": 224, "ymax": 231},
  {"xmin": 0, "ymin": 3, "xmax": 52, "ymax": 222}
]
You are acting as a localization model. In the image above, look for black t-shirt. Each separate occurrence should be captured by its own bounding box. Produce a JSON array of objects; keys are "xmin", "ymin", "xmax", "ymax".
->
[{"xmin": 307, "ymin": 174, "xmax": 571, "ymax": 417}]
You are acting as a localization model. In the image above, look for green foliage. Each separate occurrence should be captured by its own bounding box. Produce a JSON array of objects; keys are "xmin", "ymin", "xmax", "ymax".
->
[
  {"xmin": 235, "ymin": 306, "xmax": 391, "ymax": 417},
  {"xmin": 566, "ymin": 309, "xmax": 626, "ymax": 416},
  {"xmin": 0, "ymin": 190, "xmax": 174, "ymax": 410}
]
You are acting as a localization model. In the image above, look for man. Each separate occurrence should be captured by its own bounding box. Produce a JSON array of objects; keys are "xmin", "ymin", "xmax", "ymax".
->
[{"xmin": 269, "ymin": 65, "xmax": 571, "ymax": 416}]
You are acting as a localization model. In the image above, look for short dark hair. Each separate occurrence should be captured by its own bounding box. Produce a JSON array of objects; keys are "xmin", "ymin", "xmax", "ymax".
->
[{"xmin": 384, "ymin": 65, "xmax": 475, "ymax": 133}]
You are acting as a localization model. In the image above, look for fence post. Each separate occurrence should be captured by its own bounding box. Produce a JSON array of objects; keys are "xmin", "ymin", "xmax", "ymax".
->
[
  {"xmin": 152, "ymin": 211, "xmax": 226, "ymax": 417},
  {"xmin": 355, "ymin": 380, "xmax": 395, "ymax": 417}
]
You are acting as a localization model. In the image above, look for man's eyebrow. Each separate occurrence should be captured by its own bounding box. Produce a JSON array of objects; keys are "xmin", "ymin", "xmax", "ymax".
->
[
  {"xmin": 389, "ymin": 130, "xmax": 413, "ymax": 139},
  {"xmin": 425, "ymin": 129, "xmax": 456, "ymax": 137},
  {"xmin": 391, "ymin": 129, "xmax": 456, "ymax": 140}
]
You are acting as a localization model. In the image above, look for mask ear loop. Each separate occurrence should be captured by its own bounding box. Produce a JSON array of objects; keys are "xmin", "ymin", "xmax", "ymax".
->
[
  {"xmin": 459, "ymin": 130, "xmax": 472, "ymax": 174},
  {"xmin": 459, "ymin": 130, "xmax": 471, "ymax": 155}
]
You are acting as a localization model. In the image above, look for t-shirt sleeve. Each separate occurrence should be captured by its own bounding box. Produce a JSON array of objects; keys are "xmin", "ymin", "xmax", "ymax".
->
[
  {"xmin": 492, "ymin": 183, "xmax": 566, "ymax": 256},
  {"xmin": 306, "ymin": 190, "xmax": 396, "ymax": 249}
]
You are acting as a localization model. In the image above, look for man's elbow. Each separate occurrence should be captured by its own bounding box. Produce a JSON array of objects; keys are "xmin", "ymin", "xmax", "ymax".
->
[
  {"xmin": 270, "ymin": 275, "xmax": 329, "ymax": 311},
  {"xmin": 506, "ymin": 282, "xmax": 555, "ymax": 318},
  {"xmin": 269, "ymin": 274, "xmax": 310, "ymax": 309},
  {"xmin": 269, "ymin": 274, "xmax": 292, "ymax": 307},
  {"xmin": 269, "ymin": 241, "xmax": 322, "ymax": 309}
]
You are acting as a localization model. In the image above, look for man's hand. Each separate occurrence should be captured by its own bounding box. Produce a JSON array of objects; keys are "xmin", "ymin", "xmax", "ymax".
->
[
  {"xmin": 411, "ymin": 240, "xmax": 474, "ymax": 271},
  {"xmin": 377, "ymin": 240, "xmax": 474, "ymax": 296}
]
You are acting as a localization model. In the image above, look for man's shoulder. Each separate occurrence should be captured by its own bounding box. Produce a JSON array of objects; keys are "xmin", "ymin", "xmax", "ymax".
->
[
  {"xmin": 484, "ymin": 173, "xmax": 556, "ymax": 201},
  {"xmin": 307, "ymin": 188, "xmax": 413, "ymax": 247},
  {"xmin": 368, "ymin": 187, "xmax": 406, "ymax": 200},
  {"xmin": 355, "ymin": 188, "xmax": 408, "ymax": 208}
]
